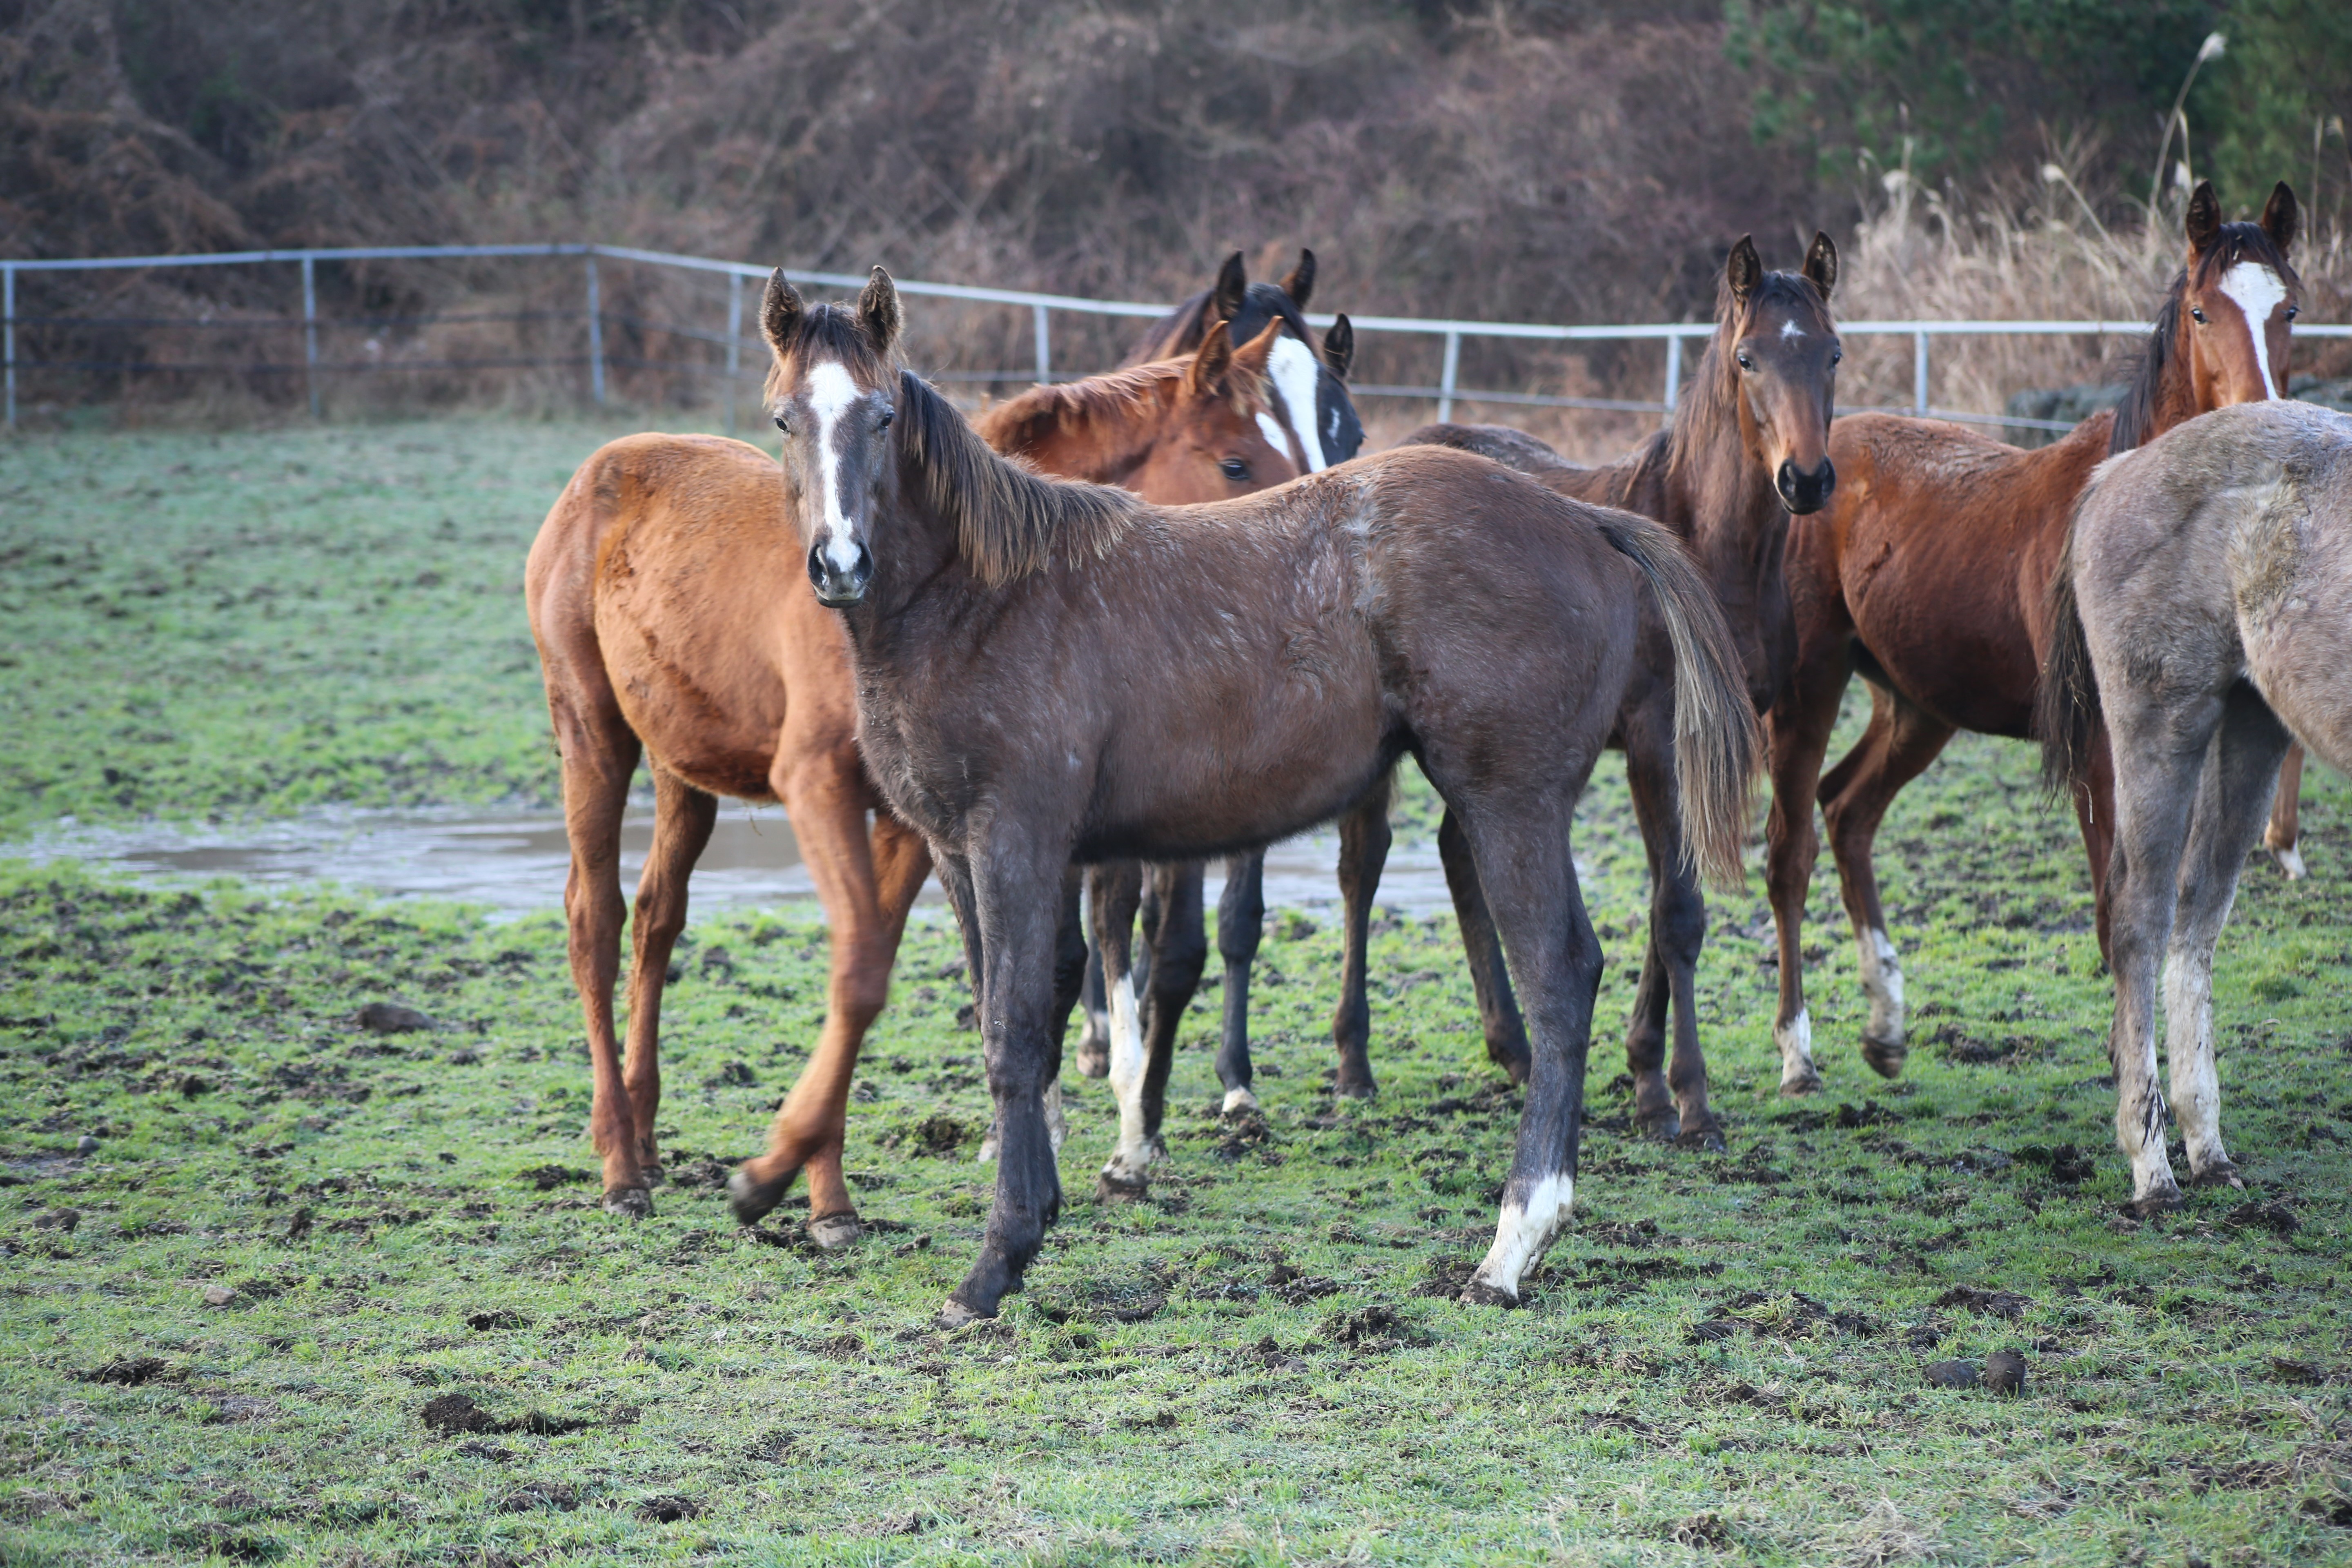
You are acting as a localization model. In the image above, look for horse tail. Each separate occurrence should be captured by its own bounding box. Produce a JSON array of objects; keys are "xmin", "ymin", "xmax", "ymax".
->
[
  {"xmin": 2035, "ymin": 523, "xmax": 2102, "ymax": 800},
  {"xmin": 1595, "ymin": 510, "xmax": 1762, "ymax": 891}
]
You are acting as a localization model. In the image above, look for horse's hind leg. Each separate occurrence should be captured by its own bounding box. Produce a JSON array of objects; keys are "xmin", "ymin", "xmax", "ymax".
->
[
  {"xmin": 1139, "ymin": 862, "xmax": 1207, "ymax": 1149},
  {"xmin": 2100, "ymin": 686, "xmax": 2223, "ymax": 1215},
  {"xmin": 1437, "ymin": 806, "xmax": 1530, "ymax": 1084},
  {"xmin": 550, "ymin": 686, "xmax": 646, "ymax": 1216},
  {"xmin": 1089, "ymin": 861, "xmax": 1153, "ymax": 1198},
  {"xmin": 1764, "ymin": 637, "xmax": 1851, "ymax": 1095},
  {"xmin": 1074, "ymin": 868, "xmax": 1119, "ymax": 1078},
  {"xmin": 619, "ymin": 767, "xmax": 718, "ymax": 1187},
  {"xmin": 2263, "ymin": 744, "xmax": 2307, "ymax": 879},
  {"xmin": 1441, "ymin": 795, "xmax": 1601, "ymax": 1307},
  {"xmin": 1331, "ymin": 773, "xmax": 1393, "ymax": 1098},
  {"xmin": 1213, "ymin": 849, "xmax": 1266, "ymax": 1111},
  {"xmin": 2165, "ymin": 690, "xmax": 2290, "ymax": 1191},
  {"xmin": 1620, "ymin": 719, "xmax": 1719, "ymax": 1149},
  {"xmin": 1819, "ymin": 686, "xmax": 1954, "ymax": 1079},
  {"xmin": 729, "ymin": 746, "xmax": 904, "ymax": 1239}
]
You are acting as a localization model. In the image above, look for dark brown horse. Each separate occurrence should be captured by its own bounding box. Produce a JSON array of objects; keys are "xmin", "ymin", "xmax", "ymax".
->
[
  {"xmin": 755, "ymin": 267, "xmax": 1760, "ymax": 1322},
  {"xmin": 524, "ymin": 323, "xmax": 1298, "ymax": 1228},
  {"xmin": 1765, "ymin": 181, "xmax": 2299, "ymax": 1091},
  {"xmin": 1071, "ymin": 252, "xmax": 1362, "ymax": 1142},
  {"xmin": 1392, "ymin": 233, "xmax": 1841, "ymax": 1147}
]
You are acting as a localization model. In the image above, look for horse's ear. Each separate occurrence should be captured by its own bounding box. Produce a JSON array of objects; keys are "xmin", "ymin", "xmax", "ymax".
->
[
  {"xmin": 2261, "ymin": 180, "xmax": 2299, "ymax": 255},
  {"xmin": 858, "ymin": 266, "xmax": 902, "ymax": 353},
  {"xmin": 1802, "ymin": 231, "xmax": 1838, "ymax": 300},
  {"xmin": 1323, "ymin": 313, "xmax": 1355, "ymax": 380},
  {"xmin": 1279, "ymin": 249, "xmax": 1316, "ymax": 311},
  {"xmin": 2185, "ymin": 181, "xmax": 2222, "ymax": 254},
  {"xmin": 1726, "ymin": 235, "xmax": 1762, "ymax": 302},
  {"xmin": 1211, "ymin": 252, "xmax": 1248, "ymax": 327},
  {"xmin": 1231, "ymin": 317, "xmax": 1284, "ymax": 381},
  {"xmin": 1185, "ymin": 319, "xmax": 1237, "ymax": 401},
  {"xmin": 760, "ymin": 269, "xmax": 803, "ymax": 353}
]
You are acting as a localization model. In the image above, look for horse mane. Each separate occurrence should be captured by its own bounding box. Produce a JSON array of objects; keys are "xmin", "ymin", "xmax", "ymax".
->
[
  {"xmin": 898, "ymin": 370, "xmax": 1144, "ymax": 586},
  {"xmin": 2110, "ymin": 220, "xmax": 2303, "ymax": 455},
  {"xmin": 1664, "ymin": 268, "xmax": 1831, "ymax": 492},
  {"xmin": 972, "ymin": 357, "xmax": 1234, "ymax": 461}
]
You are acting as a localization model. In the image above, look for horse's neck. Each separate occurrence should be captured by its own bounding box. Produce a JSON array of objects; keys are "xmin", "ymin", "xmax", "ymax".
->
[
  {"xmin": 1659, "ymin": 421, "xmax": 1782, "ymax": 594},
  {"xmin": 980, "ymin": 387, "xmax": 1170, "ymax": 487}
]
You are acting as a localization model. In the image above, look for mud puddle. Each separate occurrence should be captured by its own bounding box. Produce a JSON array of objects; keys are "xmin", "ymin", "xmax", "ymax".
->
[{"xmin": 11, "ymin": 805, "xmax": 1467, "ymax": 922}]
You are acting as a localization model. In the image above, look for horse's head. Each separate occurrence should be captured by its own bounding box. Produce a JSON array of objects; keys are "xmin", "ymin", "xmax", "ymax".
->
[
  {"xmin": 1199, "ymin": 250, "xmax": 1363, "ymax": 472},
  {"xmin": 1133, "ymin": 319, "xmax": 1302, "ymax": 503},
  {"xmin": 2176, "ymin": 180, "xmax": 2301, "ymax": 409},
  {"xmin": 1720, "ymin": 232, "xmax": 1841, "ymax": 515},
  {"xmin": 760, "ymin": 266, "xmax": 904, "ymax": 608}
]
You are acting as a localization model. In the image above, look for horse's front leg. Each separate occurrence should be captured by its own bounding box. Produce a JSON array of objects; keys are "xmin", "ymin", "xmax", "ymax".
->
[
  {"xmin": 1138, "ymin": 862, "xmax": 1207, "ymax": 1150},
  {"xmin": 1621, "ymin": 723, "xmax": 1718, "ymax": 1150},
  {"xmin": 1089, "ymin": 861, "xmax": 1152, "ymax": 1198},
  {"xmin": 1213, "ymin": 849, "xmax": 1267, "ymax": 1111},
  {"xmin": 942, "ymin": 837, "xmax": 1073, "ymax": 1327}
]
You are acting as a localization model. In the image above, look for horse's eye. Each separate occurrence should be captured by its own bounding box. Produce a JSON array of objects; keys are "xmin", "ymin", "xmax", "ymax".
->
[
  {"xmin": 1221, "ymin": 458, "xmax": 1250, "ymax": 481},
  {"xmin": 773, "ymin": 414, "xmax": 791, "ymax": 433},
  {"xmin": 878, "ymin": 408, "xmax": 893, "ymax": 429},
  {"xmin": 2191, "ymin": 308, "xmax": 2207, "ymax": 324},
  {"xmin": 1829, "ymin": 350, "xmax": 1843, "ymax": 367},
  {"xmin": 1736, "ymin": 352, "xmax": 1754, "ymax": 371},
  {"xmin": 2286, "ymin": 305, "xmax": 2300, "ymax": 320}
]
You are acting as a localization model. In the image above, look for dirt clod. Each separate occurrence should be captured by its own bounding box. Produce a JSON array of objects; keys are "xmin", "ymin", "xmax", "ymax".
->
[
  {"xmin": 455, "ymin": 1440, "xmax": 514, "ymax": 1462},
  {"xmin": 359, "ymin": 1002, "xmax": 435, "ymax": 1033},
  {"xmin": 1984, "ymin": 1348, "xmax": 2028, "ymax": 1394},
  {"xmin": 494, "ymin": 1481, "xmax": 578, "ymax": 1513},
  {"xmin": 1934, "ymin": 1285, "xmax": 2033, "ymax": 1319},
  {"xmin": 637, "ymin": 1494, "xmax": 702, "ymax": 1522},
  {"xmin": 1925, "ymin": 1359, "xmax": 1981, "ymax": 1389},
  {"xmin": 467, "ymin": 1309, "xmax": 528, "ymax": 1331},
  {"xmin": 200, "ymin": 1284, "xmax": 239, "ymax": 1308},
  {"xmin": 517, "ymin": 1164, "xmax": 589, "ymax": 1191},
  {"xmin": 2225, "ymin": 1200, "xmax": 2299, "ymax": 1236},
  {"xmin": 83, "ymin": 1355, "xmax": 172, "ymax": 1386},
  {"xmin": 420, "ymin": 1393, "xmax": 499, "ymax": 1434},
  {"xmin": 1323, "ymin": 1303, "xmax": 1425, "ymax": 1352}
]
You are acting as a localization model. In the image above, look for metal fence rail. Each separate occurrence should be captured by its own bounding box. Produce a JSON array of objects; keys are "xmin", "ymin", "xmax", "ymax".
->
[{"xmin": 5, "ymin": 241, "xmax": 2347, "ymax": 431}]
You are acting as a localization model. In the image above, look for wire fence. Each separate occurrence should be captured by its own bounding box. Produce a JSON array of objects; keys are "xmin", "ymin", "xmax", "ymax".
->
[{"xmin": 6, "ymin": 241, "xmax": 2348, "ymax": 436}]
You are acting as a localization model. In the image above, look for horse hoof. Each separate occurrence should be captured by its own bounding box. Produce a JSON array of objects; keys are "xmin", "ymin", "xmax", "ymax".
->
[
  {"xmin": 1633, "ymin": 1109, "xmax": 1682, "ymax": 1144},
  {"xmin": 1779, "ymin": 1068, "xmax": 1824, "ymax": 1097},
  {"xmin": 1334, "ymin": 1077, "xmax": 1378, "ymax": 1101},
  {"xmin": 807, "ymin": 1211, "xmax": 863, "ymax": 1251},
  {"xmin": 602, "ymin": 1187, "xmax": 653, "ymax": 1220},
  {"xmin": 1675, "ymin": 1123, "xmax": 1728, "ymax": 1154},
  {"xmin": 1075, "ymin": 1043, "xmax": 1109, "ymax": 1079},
  {"xmin": 936, "ymin": 1297, "xmax": 987, "ymax": 1331},
  {"xmin": 1457, "ymin": 1279, "xmax": 1518, "ymax": 1309},
  {"xmin": 2270, "ymin": 843, "xmax": 2307, "ymax": 880},
  {"xmin": 2189, "ymin": 1161, "xmax": 2245, "ymax": 1191},
  {"xmin": 2129, "ymin": 1184, "xmax": 2185, "ymax": 1218},
  {"xmin": 727, "ymin": 1166, "xmax": 797, "ymax": 1226},
  {"xmin": 1220, "ymin": 1086, "xmax": 1260, "ymax": 1116},
  {"xmin": 1096, "ymin": 1167, "xmax": 1150, "ymax": 1204},
  {"xmin": 1861, "ymin": 1036, "xmax": 1909, "ymax": 1080}
]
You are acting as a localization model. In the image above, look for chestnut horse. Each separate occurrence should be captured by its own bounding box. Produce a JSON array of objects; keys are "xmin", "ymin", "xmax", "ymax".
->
[
  {"xmin": 2040, "ymin": 399, "xmax": 2352, "ymax": 1211},
  {"xmin": 1071, "ymin": 252, "xmax": 1361, "ymax": 1139},
  {"xmin": 1395, "ymin": 234, "xmax": 1840, "ymax": 1147},
  {"xmin": 525, "ymin": 321, "xmax": 1297, "ymax": 1227},
  {"xmin": 1765, "ymin": 181, "xmax": 2299, "ymax": 1092},
  {"xmin": 755, "ymin": 267, "xmax": 1760, "ymax": 1322}
]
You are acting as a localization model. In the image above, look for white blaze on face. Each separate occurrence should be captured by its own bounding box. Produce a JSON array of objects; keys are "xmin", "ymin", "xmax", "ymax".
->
[
  {"xmin": 2217, "ymin": 262, "xmax": 2289, "ymax": 397},
  {"xmin": 1254, "ymin": 410, "xmax": 1292, "ymax": 461},
  {"xmin": 1265, "ymin": 333, "xmax": 1330, "ymax": 473},
  {"xmin": 1779, "ymin": 318, "xmax": 1805, "ymax": 339},
  {"xmin": 805, "ymin": 359, "xmax": 867, "ymax": 575}
]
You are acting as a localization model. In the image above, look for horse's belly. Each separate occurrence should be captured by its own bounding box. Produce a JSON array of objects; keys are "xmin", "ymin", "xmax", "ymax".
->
[
  {"xmin": 600, "ymin": 617, "xmax": 791, "ymax": 802},
  {"xmin": 1846, "ymin": 559, "xmax": 2038, "ymax": 737}
]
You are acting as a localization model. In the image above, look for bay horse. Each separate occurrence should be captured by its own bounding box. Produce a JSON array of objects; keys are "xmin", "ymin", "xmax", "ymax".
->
[
  {"xmin": 2040, "ymin": 398, "xmax": 2352, "ymax": 1212},
  {"xmin": 1765, "ymin": 181, "xmax": 2299, "ymax": 1092},
  {"xmin": 756, "ymin": 266, "xmax": 1760, "ymax": 1322},
  {"xmin": 1392, "ymin": 233, "xmax": 1841, "ymax": 1147},
  {"xmin": 524, "ymin": 320, "xmax": 1298, "ymax": 1228},
  {"xmin": 1070, "ymin": 252, "xmax": 1362, "ymax": 1136}
]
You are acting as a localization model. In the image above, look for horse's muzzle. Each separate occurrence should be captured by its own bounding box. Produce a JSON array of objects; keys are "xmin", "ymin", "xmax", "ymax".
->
[
  {"xmin": 807, "ymin": 543, "xmax": 873, "ymax": 608},
  {"xmin": 1777, "ymin": 457, "xmax": 1836, "ymax": 515}
]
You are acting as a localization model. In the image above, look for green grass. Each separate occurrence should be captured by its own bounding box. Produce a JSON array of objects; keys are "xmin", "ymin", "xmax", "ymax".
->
[{"xmin": 2, "ymin": 422, "xmax": 2350, "ymax": 1566}]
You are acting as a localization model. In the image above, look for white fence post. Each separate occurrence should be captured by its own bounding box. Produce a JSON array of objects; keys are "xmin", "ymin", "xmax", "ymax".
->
[
  {"xmin": 586, "ymin": 254, "xmax": 606, "ymax": 405},
  {"xmin": 1662, "ymin": 332, "xmax": 1683, "ymax": 427},
  {"xmin": 1913, "ymin": 329, "xmax": 1930, "ymax": 415},
  {"xmin": 301, "ymin": 255, "xmax": 319, "ymax": 420},
  {"xmin": 1033, "ymin": 303, "xmax": 1051, "ymax": 385},
  {"xmin": 725, "ymin": 271, "xmax": 743, "ymax": 436},
  {"xmin": 1437, "ymin": 330, "xmax": 1461, "ymax": 422}
]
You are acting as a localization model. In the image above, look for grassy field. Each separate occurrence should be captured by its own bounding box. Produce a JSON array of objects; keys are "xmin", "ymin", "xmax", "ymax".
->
[{"xmin": 2, "ymin": 422, "xmax": 2350, "ymax": 1566}]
